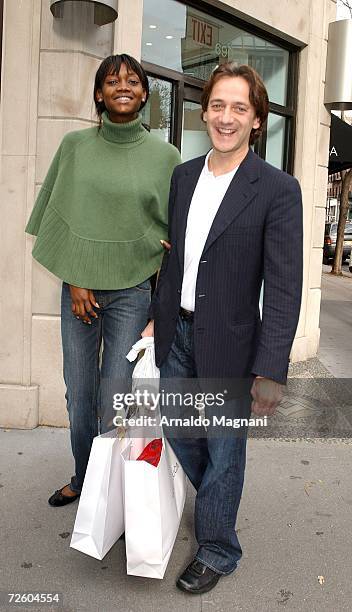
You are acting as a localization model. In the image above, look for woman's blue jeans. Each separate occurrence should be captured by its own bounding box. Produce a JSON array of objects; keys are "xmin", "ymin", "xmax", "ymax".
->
[{"xmin": 61, "ymin": 281, "xmax": 151, "ymax": 493}]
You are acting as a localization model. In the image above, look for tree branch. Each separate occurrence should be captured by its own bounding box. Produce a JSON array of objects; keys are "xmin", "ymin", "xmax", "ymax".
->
[{"xmin": 339, "ymin": 0, "xmax": 352, "ymax": 18}]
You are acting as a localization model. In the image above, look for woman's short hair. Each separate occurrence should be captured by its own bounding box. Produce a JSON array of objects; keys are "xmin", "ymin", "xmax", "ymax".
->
[
  {"xmin": 201, "ymin": 63, "xmax": 269, "ymax": 145},
  {"xmin": 94, "ymin": 54, "xmax": 150, "ymax": 124}
]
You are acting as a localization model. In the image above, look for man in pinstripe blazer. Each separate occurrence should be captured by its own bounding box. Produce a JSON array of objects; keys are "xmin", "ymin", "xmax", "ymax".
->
[{"xmin": 142, "ymin": 63, "xmax": 303, "ymax": 594}]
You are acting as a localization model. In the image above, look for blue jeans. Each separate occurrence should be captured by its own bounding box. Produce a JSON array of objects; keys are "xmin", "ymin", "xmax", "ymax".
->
[
  {"xmin": 61, "ymin": 280, "xmax": 151, "ymax": 493},
  {"xmin": 160, "ymin": 315, "xmax": 248, "ymax": 575}
]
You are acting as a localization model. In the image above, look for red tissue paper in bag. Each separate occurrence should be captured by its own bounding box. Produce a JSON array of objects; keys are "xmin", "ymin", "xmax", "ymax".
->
[{"xmin": 136, "ymin": 439, "xmax": 162, "ymax": 467}]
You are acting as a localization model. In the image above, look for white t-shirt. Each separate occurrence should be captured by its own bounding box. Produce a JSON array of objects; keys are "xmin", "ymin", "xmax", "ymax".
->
[{"xmin": 181, "ymin": 150, "xmax": 238, "ymax": 312}]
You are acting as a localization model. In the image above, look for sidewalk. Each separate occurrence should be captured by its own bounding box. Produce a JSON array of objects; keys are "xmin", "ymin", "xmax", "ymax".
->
[
  {"xmin": 1, "ymin": 427, "xmax": 351, "ymax": 612},
  {"xmin": 1, "ymin": 268, "xmax": 351, "ymax": 612},
  {"xmin": 319, "ymin": 266, "xmax": 352, "ymax": 377}
]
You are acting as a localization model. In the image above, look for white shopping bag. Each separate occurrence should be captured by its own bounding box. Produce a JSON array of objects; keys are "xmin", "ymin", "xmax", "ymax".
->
[
  {"xmin": 122, "ymin": 436, "xmax": 187, "ymax": 579},
  {"xmin": 126, "ymin": 337, "xmax": 160, "ymax": 403},
  {"xmin": 70, "ymin": 429, "xmax": 130, "ymax": 560}
]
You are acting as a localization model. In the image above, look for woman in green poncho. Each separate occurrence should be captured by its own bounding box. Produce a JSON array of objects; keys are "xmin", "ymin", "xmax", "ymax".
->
[{"xmin": 26, "ymin": 54, "xmax": 181, "ymax": 506}]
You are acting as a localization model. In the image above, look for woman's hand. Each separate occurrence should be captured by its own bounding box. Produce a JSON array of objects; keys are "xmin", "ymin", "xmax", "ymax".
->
[
  {"xmin": 141, "ymin": 320, "xmax": 154, "ymax": 337},
  {"xmin": 69, "ymin": 285, "xmax": 100, "ymax": 324}
]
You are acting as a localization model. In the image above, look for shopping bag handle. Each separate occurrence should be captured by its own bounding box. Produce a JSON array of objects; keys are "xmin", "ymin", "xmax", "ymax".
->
[{"xmin": 126, "ymin": 337, "xmax": 155, "ymax": 362}]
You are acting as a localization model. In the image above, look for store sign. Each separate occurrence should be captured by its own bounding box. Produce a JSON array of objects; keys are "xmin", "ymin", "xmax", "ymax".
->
[{"xmin": 190, "ymin": 16, "xmax": 214, "ymax": 47}]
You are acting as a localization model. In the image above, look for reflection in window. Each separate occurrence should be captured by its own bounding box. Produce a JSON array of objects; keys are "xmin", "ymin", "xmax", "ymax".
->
[
  {"xmin": 142, "ymin": 0, "xmax": 289, "ymax": 105},
  {"xmin": 141, "ymin": 77, "xmax": 172, "ymax": 142},
  {"xmin": 266, "ymin": 113, "xmax": 286, "ymax": 170}
]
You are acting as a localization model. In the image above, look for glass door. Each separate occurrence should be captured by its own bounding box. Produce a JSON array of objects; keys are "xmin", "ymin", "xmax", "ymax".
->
[
  {"xmin": 181, "ymin": 85, "xmax": 211, "ymax": 162},
  {"xmin": 141, "ymin": 76, "xmax": 173, "ymax": 142},
  {"xmin": 142, "ymin": 76, "xmax": 211, "ymax": 162}
]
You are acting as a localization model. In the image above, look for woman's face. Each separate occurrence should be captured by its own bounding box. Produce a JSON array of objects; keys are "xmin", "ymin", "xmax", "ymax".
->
[{"xmin": 96, "ymin": 62, "xmax": 146, "ymax": 123}]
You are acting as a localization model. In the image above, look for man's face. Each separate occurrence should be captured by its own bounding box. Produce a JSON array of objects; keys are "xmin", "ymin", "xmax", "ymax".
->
[{"xmin": 203, "ymin": 76, "xmax": 260, "ymax": 156}]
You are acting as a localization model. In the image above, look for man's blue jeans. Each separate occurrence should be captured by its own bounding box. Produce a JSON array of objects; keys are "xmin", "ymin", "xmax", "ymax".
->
[
  {"xmin": 61, "ymin": 280, "xmax": 151, "ymax": 493},
  {"xmin": 160, "ymin": 315, "xmax": 248, "ymax": 575}
]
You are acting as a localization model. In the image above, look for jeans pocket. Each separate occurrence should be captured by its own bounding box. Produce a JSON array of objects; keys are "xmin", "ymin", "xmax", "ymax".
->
[{"xmin": 134, "ymin": 278, "xmax": 151, "ymax": 292}]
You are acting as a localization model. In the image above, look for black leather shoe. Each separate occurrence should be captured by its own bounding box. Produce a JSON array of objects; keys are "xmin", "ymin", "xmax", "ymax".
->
[
  {"xmin": 48, "ymin": 485, "xmax": 80, "ymax": 507},
  {"xmin": 176, "ymin": 559, "xmax": 221, "ymax": 594}
]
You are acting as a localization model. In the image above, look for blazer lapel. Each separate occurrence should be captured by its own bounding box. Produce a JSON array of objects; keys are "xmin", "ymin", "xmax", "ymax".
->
[
  {"xmin": 177, "ymin": 156, "xmax": 205, "ymax": 271},
  {"xmin": 202, "ymin": 149, "xmax": 260, "ymax": 255}
]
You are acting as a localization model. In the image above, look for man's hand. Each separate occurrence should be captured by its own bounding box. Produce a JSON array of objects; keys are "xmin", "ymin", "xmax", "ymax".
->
[
  {"xmin": 250, "ymin": 376, "xmax": 283, "ymax": 416},
  {"xmin": 69, "ymin": 285, "xmax": 99, "ymax": 324},
  {"xmin": 141, "ymin": 320, "xmax": 154, "ymax": 337},
  {"xmin": 160, "ymin": 239, "xmax": 171, "ymax": 251}
]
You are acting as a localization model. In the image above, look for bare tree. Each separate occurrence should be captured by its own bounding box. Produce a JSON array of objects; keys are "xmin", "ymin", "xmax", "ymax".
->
[
  {"xmin": 339, "ymin": 0, "xmax": 352, "ymax": 17},
  {"xmin": 331, "ymin": 0, "xmax": 352, "ymax": 275},
  {"xmin": 331, "ymin": 169, "xmax": 352, "ymax": 275}
]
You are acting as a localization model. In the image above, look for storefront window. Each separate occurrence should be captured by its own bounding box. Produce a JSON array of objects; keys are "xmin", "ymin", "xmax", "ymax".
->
[
  {"xmin": 142, "ymin": 0, "xmax": 296, "ymax": 173},
  {"xmin": 266, "ymin": 113, "xmax": 286, "ymax": 169},
  {"xmin": 142, "ymin": 0, "xmax": 289, "ymax": 105}
]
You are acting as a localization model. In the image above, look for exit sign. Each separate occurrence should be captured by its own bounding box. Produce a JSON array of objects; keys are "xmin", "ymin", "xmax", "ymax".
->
[{"xmin": 190, "ymin": 16, "xmax": 214, "ymax": 47}]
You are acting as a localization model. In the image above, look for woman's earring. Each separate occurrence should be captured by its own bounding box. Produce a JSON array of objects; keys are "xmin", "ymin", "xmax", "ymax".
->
[{"xmin": 98, "ymin": 98, "xmax": 103, "ymax": 102}]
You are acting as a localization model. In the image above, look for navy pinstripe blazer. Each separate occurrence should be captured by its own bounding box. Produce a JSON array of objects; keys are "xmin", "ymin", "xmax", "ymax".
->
[{"xmin": 150, "ymin": 148, "xmax": 303, "ymax": 385}]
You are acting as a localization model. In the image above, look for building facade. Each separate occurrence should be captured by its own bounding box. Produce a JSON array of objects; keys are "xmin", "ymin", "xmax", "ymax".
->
[
  {"xmin": 0, "ymin": 0, "xmax": 336, "ymax": 428},
  {"xmin": 327, "ymin": 171, "xmax": 352, "ymax": 221}
]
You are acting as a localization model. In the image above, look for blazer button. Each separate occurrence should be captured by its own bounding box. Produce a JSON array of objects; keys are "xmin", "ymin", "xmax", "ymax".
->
[
  {"xmin": 177, "ymin": 289, "xmax": 181, "ymax": 294},
  {"xmin": 200, "ymin": 260, "xmax": 207, "ymax": 264},
  {"xmin": 198, "ymin": 294, "xmax": 206, "ymax": 298}
]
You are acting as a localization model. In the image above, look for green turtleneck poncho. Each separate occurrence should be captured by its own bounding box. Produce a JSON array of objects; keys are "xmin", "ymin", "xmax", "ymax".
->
[{"xmin": 26, "ymin": 112, "xmax": 181, "ymax": 289}]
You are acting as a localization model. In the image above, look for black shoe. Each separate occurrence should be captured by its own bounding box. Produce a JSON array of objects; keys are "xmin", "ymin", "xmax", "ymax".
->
[
  {"xmin": 176, "ymin": 559, "xmax": 221, "ymax": 594},
  {"xmin": 48, "ymin": 485, "xmax": 80, "ymax": 507}
]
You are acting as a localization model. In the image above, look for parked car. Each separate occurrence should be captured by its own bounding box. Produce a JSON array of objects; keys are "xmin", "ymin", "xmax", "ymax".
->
[{"xmin": 323, "ymin": 221, "xmax": 352, "ymax": 264}]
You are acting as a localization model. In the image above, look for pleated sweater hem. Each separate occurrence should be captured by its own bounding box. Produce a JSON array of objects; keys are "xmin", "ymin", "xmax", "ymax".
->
[{"xmin": 31, "ymin": 207, "xmax": 168, "ymax": 290}]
